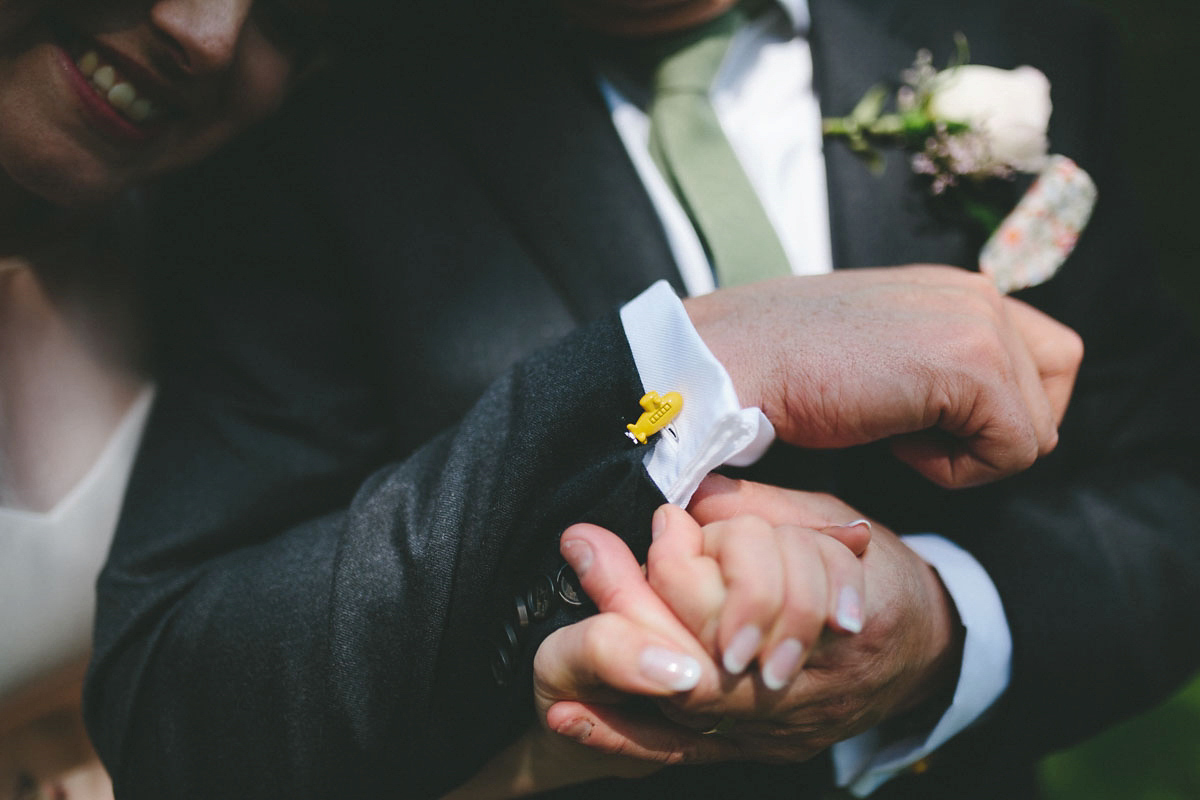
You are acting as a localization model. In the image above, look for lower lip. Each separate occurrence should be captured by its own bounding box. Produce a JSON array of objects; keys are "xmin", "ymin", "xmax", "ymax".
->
[{"xmin": 54, "ymin": 45, "xmax": 154, "ymax": 145}]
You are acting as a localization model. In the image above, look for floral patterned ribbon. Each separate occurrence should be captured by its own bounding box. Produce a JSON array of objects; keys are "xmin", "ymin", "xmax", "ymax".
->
[{"xmin": 979, "ymin": 155, "xmax": 1097, "ymax": 294}]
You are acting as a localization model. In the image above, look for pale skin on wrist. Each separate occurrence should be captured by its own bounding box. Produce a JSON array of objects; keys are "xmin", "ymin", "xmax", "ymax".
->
[
  {"xmin": 439, "ymin": 726, "xmax": 621, "ymax": 800},
  {"xmin": 440, "ymin": 709, "xmax": 663, "ymax": 799}
]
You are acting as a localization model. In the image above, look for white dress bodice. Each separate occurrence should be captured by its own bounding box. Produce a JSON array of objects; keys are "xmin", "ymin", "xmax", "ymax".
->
[
  {"xmin": 0, "ymin": 387, "xmax": 152, "ymax": 701},
  {"xmin": 0, "ymin": 262, "xmax": 152, "ymax": 707}
]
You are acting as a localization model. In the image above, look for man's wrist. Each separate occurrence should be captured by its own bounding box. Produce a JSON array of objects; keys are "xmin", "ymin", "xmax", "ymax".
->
[
  {"xmin": 833, "ymin": 535, "xmax": 1011, "ymax": 796},
  {"xmin": 892, "ymin": 562, "xmax": 966, "ymax": 723},
  {"xmin": 681, "ymin": 289, "xmax": 761, "ymax": 412},
  {"xmin": 620, "ymin": 282, "xmax": 774, "ymax": 505}
]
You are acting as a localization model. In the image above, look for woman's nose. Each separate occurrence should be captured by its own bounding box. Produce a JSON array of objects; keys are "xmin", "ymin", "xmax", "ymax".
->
[{"xmin": 150, "ymin": 0, "xmax": 254, "ymax": 75}]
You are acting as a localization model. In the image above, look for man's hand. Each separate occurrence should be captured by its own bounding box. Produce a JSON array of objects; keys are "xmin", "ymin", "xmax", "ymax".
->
[
  {"xmin": 536, "ymin": 477, "xmax": 961, "ymax": 766},
  {"xmin": 685, "ymin": 266, "xmax": 1083, "ymax": 487},
  {"xmin": 677, "ymin": 477, "xmax": 963, "ymax": 757}
]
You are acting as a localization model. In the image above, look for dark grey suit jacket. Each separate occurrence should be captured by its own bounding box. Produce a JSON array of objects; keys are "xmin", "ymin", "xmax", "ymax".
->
[{"xmin": 87, "ymin": 0, "xmax": 1200, "ymax": 797}]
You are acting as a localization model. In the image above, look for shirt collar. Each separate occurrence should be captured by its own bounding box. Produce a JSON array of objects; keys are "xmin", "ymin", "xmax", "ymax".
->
[{"xmin": 770, "ymin": 0, "xmax": 811, "ymax": 33}]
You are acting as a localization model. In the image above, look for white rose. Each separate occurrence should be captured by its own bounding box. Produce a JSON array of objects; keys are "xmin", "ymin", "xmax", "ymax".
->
[{"xmin": 928, "ymin": 65, "xmax": 1052, "ymax": 172}]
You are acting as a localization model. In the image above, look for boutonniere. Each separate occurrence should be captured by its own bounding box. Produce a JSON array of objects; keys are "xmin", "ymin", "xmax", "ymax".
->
[{"xmin": 824, "ymin": 37, "xmax": 1097, "ymax": 293}]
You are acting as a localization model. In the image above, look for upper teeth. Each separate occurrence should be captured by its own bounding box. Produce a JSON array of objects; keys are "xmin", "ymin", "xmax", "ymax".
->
[{"xmin": 76, "ymin": 50, "xmax": 159, "ymax": 124}]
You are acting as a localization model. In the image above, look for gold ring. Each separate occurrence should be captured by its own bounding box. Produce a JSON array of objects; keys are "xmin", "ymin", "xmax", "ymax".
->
[{"xmin": 700, "ymin": 717, "xmax": 736, "ymax": 736}]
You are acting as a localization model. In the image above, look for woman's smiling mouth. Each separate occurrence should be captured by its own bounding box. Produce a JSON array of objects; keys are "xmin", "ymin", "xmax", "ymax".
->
[
  {"xmin": 43, "ymin": 15, "xmax": 180, "ymax": 144},
  {"xmin": 75, "ymin": 50, "xmax": 161, "ymax": 124}
]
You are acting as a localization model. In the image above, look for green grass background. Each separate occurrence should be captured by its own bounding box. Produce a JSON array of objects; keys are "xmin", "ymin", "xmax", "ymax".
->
[
  {"xmin": 1038, "ymin": 1, "xmax": 1200, "ymax": 797},
  {"xmin": 1040, "ymin": 680, "xmax": 1200, "ymax": 799}
]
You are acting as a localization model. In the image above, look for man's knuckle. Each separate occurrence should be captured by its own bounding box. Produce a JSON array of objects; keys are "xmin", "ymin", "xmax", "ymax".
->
[
  {"xmin": 1064, "ymin": 328, "xmax": 1085, "ymax": 365},
  {"xmin": 1039, "ymin": 427, "xmax": 1060, "ymax": 456},
  {"xmin": 960, "ymin": 319, "xmax": 1007, "ymax": 362},
  {"xmin": 963, "ymin": 271, "xmax": 1002, "ymax": 303},
  {"xmin": 823, "ymin": 694, "xmax": 860, "ymax": 721},
  {"xmin": 1016, "ymin": 439, "xmax": 1040, "ymax": 470}
]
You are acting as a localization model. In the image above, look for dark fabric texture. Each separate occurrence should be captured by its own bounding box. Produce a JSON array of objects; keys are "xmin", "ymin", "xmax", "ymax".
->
[{"xmin": 87, "ymin": 0, "xmax": 1200, "ymax": 797}]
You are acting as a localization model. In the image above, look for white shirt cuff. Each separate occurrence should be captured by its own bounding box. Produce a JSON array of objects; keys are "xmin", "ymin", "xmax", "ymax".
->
[
  {"xmin": 831, "ymin": 534, "xmax": 1013, "ymax": 797},
  {"xmin": 619, "ymin": 281, "xmax": 774, "ymax": 506}
]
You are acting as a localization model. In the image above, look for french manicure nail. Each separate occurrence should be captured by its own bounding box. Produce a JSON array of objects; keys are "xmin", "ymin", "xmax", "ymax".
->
[
  {"xmin": 557, "ymin": 718, "xmax": 594, "ymax": 742},
  {"xmin": 761, "ymin": 639, "xmax": 804, "ymax": 691},
  {"xmin": 652, "ymin": 506, "xmax": 667, "ymax": 540},
  {"xmin": 722, "ymin": 625, "xmax": 762, "ymax": 675},
  {"xmin": 640, "ymin": 646, "xmax": 702, "ymax": 691},
  {"xmin": 561, "ymin": 538, "xmax": 593, "ymax": 578},
  {"xmin": 845, "ymin": 518, "xmax": 872, "ymax": 533},
  {"xmin": 836, "ymin": 586, "xmax": 864, "ymax": 634}
]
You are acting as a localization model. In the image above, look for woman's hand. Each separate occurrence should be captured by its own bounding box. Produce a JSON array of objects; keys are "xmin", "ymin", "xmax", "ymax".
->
[
  {"xmin": 442, "ymin": 520, "xmax": 735, "ymax": 799},
  {"xmin": 645, "ymin": 503, "xmax": 870, "ymax": 690}
]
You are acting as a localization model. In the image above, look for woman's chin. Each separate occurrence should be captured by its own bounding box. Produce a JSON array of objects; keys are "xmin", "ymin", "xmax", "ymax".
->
[
  {"xmin": 3, "ymin": 151, "xmax": 129, "ymax": 212},
  {"xmin": 561, "ymin": 0, "xmax": 738, "ymax": 36}
]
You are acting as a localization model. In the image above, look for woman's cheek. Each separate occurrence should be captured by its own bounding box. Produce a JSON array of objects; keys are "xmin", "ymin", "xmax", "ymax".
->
[{"xmin": 229, "ymin": 32, "xmax": 295, "ymax": 124}]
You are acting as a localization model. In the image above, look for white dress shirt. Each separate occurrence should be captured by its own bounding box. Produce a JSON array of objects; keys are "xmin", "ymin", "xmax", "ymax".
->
[{"xmin": 605, "ymin": 1, "xmax": 1012, "ymax": 793}]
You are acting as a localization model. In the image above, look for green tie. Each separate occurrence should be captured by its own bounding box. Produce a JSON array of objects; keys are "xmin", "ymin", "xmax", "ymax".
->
[{"xmin": 647, "ymin": 9, "xmax": 792, "ymax": 287}]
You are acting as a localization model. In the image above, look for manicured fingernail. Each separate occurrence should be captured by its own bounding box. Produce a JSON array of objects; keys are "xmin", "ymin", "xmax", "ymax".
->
[
  {"xmin": 652, "ymin": 506, "xmax": 667, "ymax": 540},
  {"xmin": 761, "ymin": 639, "xmax": 804, "ymax": 691},
  {"xmin": 836, "ymin": 586, "xmax": 864, "ymax": 634},
  {"xmin": 640, "ymin": 646, "xmax": 702, "ymax": 691},
  {"xmin": 561, "ymin": 538, "xmax": 593, "ymax": 578},
  {"xmin": 557, "ymin": 718, "xmax": 594, "ymax": 742},
  {"xmin": 722, "ymin": 625, "xmax": 762, "ymax": 675},
  {"xmin": 846, "ymin": 519, "xmax": 872, "ymax": 533}
]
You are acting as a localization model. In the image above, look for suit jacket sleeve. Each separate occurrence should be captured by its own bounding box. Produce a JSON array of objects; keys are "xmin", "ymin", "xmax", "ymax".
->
[
  {"xmin": 950, "ymin": 6, "xmax": 1200, "ymax": 760},
  {"xmin": 829, "ymin": 3, "xmax": 1200, "ymax": 776},
  {"xmin": 84, "ymin": 148, "xmax": 665, "ymax": 799}
]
